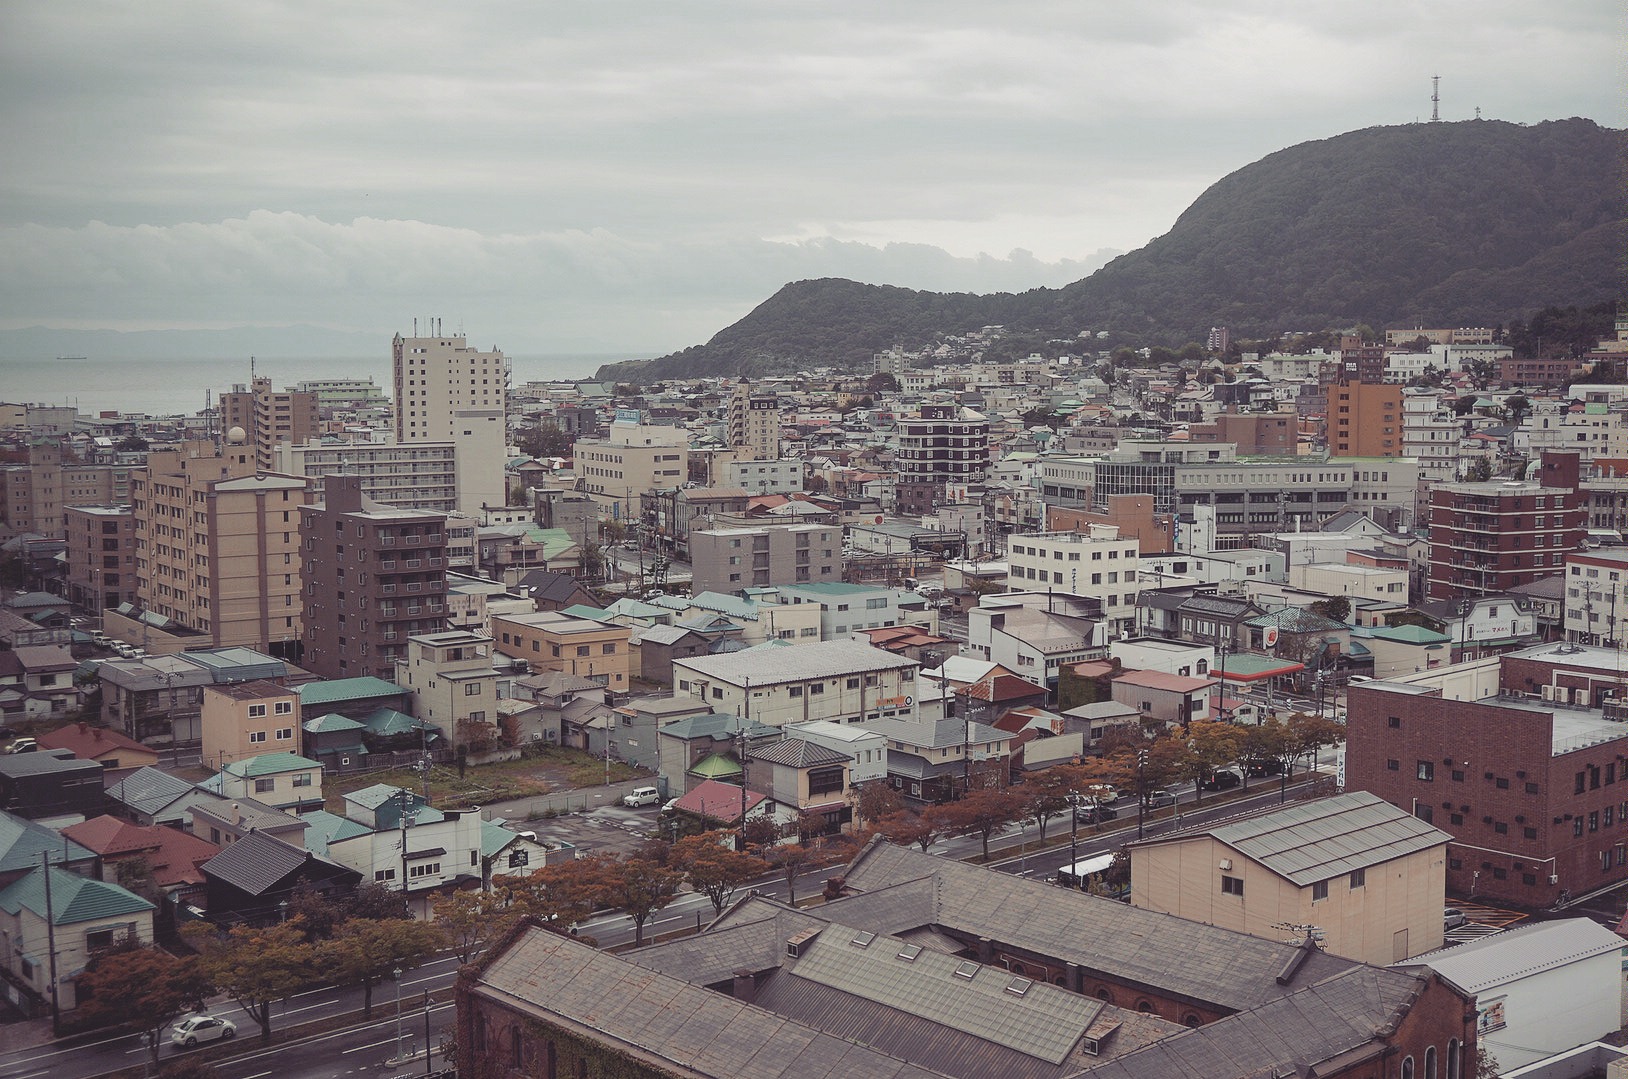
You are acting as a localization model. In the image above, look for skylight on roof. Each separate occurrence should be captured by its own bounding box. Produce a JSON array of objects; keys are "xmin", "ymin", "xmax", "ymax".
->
[
  {"xmin": 896, "ymin": 943, "xmax": 923, "ymax": 961},
  {"xmin": 851, "ymin": 931, "xmax": 876, "ymax": 948},
  {"xmin": 1005, "ymin": 976, "xmax": 1033, "ymax": 996},
  {"xmin": 953, "ymin": 960, "xmax": 980, "ymax": 981}
]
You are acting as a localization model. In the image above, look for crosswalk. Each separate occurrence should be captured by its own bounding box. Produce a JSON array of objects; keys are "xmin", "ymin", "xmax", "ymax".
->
[{"xmin": 1443, "ymin": 899, "xmax": 1527, "ymax": 943}]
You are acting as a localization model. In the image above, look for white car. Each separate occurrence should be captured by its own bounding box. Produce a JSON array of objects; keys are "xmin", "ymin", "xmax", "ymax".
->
[{"xmin": 170, "ymin": 1014, "xmax": 236, "ymax": 1048}]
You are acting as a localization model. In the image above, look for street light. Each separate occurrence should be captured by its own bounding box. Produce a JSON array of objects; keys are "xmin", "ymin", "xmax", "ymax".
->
[{"xmin": 393, "ymin": 966, "xmax": 404, "ymax": 1061}]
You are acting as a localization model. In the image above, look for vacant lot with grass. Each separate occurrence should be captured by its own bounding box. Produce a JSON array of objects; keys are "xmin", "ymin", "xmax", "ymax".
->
[{"xmin": 321, "ymin": 746, "xmax": 648, "ymax": 812}]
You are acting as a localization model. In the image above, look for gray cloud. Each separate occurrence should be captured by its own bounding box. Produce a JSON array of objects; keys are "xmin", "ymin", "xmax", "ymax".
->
[{"xmin": 0, "ymin": 1, "xmax": 1617, "ymax": 354}]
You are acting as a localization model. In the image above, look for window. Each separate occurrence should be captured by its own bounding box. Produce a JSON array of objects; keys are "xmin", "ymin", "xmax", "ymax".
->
[
  {"xmin": 1221, "ymin": 875, "xmax": 1244, "ymax": 896},
  {"xmin": 408, "ymin": 862, "xmax": 441, "ymax": 878},
  {"xmin": 576, "ymin": 645, "xmax": 590, "ymax": 657},
  {"xmin": 86, "ymin": 928, "xmax": 116, "ymax": 951},
  {"xmin": 1349, "ymin": 867, "xmax": 1366, "ymax": 888},
  {"xmin": 1387, "ymin": 759, "xmax": 1400, "ymax": 771},
  {"xmin": 274, "ymin": 701, "xmax": 293, "ymax": 715},
  {"xmin": 1311, "ymin": 880, "xmax": 1328, "ymax": 902},
  {"xmin": 292, "ymin": 773, "xmax": 312, "ymax": 787},
  {"xmin": 248, "ymin": 704, "xmax": 267, "ymax": 718},
  {"xmin": 375, "ymin": 869, "xmax": 396, "ymax": 882},
  {"xmin": 276, "ymin": 727, "xmax": 292, "ymax": 740},
  {"xmin": 1416, "ymin": 761, "xmax": 1435, "ymax": 781},
  {"xmin": 255, "ymin": 778, "xmax": 275, "ymax": 793},
  {"xmin": 249, "ymin": 730, "xmax": 267, "ymax": 744},
  {"xmin": 788, "ymin": 686, "xmax": 803, "ymax": 698}
]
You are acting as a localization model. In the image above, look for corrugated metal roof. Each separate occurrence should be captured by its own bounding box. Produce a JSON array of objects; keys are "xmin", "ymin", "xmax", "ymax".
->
[
  {"xmin": 0, "ymin": 811, "xmax": 96, "ymax": 873},
  {"xmin": 298, "ymin": 677, "xmax": 406, "ymax": 706},
  {"xmin": 0, "ymin": 865, "xmax": 154, "ymax": 925},
  {"xmin": 751, "ymin": 739, "xmax": 849, "ymax": 769},
  {"xmin": 221, "ymin": 751, "xmax": 321, "ymax": 778},
  {"xmin": 1400, "ymin": 917, "xmax": 1626, "ymax": 993},
  {"xmin": 676, "ymin": 639, "xmax": 914, "ymax": 687},
  {"xmin": 1198, "ymin": 791, "xmax": 1451, "ymax": 886}
]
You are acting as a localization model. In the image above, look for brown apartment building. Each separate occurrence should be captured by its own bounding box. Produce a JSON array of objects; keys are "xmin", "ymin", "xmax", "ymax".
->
[
  {"xmin": 1426, "ymin": 450, "xmax": 1584, "ymax": 601},
  {"xmin": 1187, "ymin": 410, "xmax": 1295, "ymax": 456},
  {"xmin": 300, "ymin": 475, "xmax": 449, "ymax": 681},
  {"xmin": 64, "ymin": 504, "xmax": 135, "ymax": 613},
  {"xmin": 1329, "ymin": 381, "xmax": 1403, "ymax": 458},
  {"xmin": 220, "ymin": 377, "xmax": 320, "ymax": 472}
]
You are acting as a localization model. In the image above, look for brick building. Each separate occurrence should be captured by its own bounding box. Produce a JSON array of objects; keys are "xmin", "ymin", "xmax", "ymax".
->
[
  {"xmin": 1346, "ymin": 641, "xmax": 1628, "ymax": 908},
  {"xmin": 1328, "ymin": 381, "xmax": 1403, "ymax": 458},
  {"xmin": 1426, "ymin": 450, "xmax": 1583, "ymax": 601}
]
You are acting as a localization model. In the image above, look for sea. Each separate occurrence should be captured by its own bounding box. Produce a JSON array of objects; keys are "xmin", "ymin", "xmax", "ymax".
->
[{"xmin": 0, "ymin": 353, "xmax": 636, "ymax": 417}]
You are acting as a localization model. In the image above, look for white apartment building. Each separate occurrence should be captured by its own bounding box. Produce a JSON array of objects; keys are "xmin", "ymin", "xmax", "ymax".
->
[
  {"xmin": 392, "ymin": 330, "xmax": 508, "ymax": 515},
  {"xmin": 724, "ymin": 458, "xmax": 804, "ymax": 495},
  {"xmin": 573, "ymin": 417, "xmax": 688, "ymax": 513},
  {"xmin": 672, "ymin": 640, "xmax": 919, "ymax": 728},
  {"xmin": 1402, "ymin": 389, "xmax": 1462, "ymax": 484},
  {"xmin": 1563, "ymin": 549, "xmax": 1628, "ymax": 646},
  {"xmin": 1288, "ymin": 562, "xmax": 1409, "ymax": 602},
  {"xmin": 1517, "ymin": 399, "xmax": 1628, "ymax": 462},
  {"xmin": 273, "ymin": 438, "xmax": 459, "ymax": 513},
  {"xmin": 774, "ymin": 582, "xmax": 937, "ymax": 638},
  {"xmin": 1005, "ymin": 528, "xmax": 1139, "ymax": 638}
]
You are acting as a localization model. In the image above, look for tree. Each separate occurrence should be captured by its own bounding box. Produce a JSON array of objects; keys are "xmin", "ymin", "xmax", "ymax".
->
[
  {"xmin": 318, "ymin": 917, "xmax": 445, "ymax": 1020},
  {"xmin": 342, "ymin": 881, "xmax": 412, "ymax": 923},
  {"xmin": 671, "ymin": 831, "xmax": 765, "ymax": 915},
  {"xmin": 1021, "ymin": 765, "xmax": 1090, "ymax": 842},
  {"xmin": 854, "ymin": 781, "xmax": 905, "ymax": 828},
  {"xmin": 432, "ymin": 889, "xmax": 519, "ymax": 962},
  {"xmin": 1184, "ymin": 721, "xmax": 1245, "ymax": 806},
  {"xmin": 866, "ymin": 372, "xmax": 899, "ymax": 394},
  {"xmin": 927, "ymin": 788, "xmax": 1023, "ymax": 861},
  {"xmin": 515, "ymin": 421, "xmax": 572, "ymax": 460},
  {"xmin": 1310, "ymin": 595, "xmax": 1352, "ymax": 624},
  {"xmin": 74, "ymin": 941, "xmax": 210, "ymax": 1076},
  {"xmin": 189, "ymin": 920, "xmax": 315, "ymax": 1044},
  {"xmin": 1503, "ymin": 393, "xmax": 1530, "ymax": 423},
  {"xmin": 877, "ymin": 810, "xmax": 940, "ymax": 853},
  {"xmin": 1475, "ymin": 1045, "xmax": 1501, "ymax": 1078},
  {"xmin": 599, "ymin": 857, "xmax": 682, "ymax": 946},
  {"xmin": 1462, "ymin": 457, "xmax": 1493, "ymax": 482},
  {"xmin": 1285, "ymin": 711, "xmax": 1346, "ymax": 769},
  {"xmin": 767, "ymin": 842, "xmax": 823, "ymax": 906},
  {"xmin": 508, "ymin": 855, "xmax": 618, "ymax": 928}
]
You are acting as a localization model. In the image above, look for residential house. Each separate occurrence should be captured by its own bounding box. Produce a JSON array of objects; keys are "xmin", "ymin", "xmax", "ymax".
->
[
  {"xmin": 0, "ymin": 811, "xmax": 97, "ymax": 888},
  {"xmin": 513, "ymin": 569, "xmax": 599, "ymax": 613},
  {"xmin": 35, "ymin": 723, "xmax": 158, "ymax": 777},
  {"xmin": 60, "ymin": 815, "xmax": 219, "ymax": 921},
  {"xmin": 396, "ymin": 631, "xmax": 505, "ymax": 753},
  {"xmin": 628, "ymin": 624, "xmax": 712, "ymax": 685},
  {"xmin": 746, "ymin": 738, "xmax": 853, "ymax": 838},
  {"xmin": 607, "ymin": 696, "xmax": 709, "ymax": 773},
  {"xmin": 198, "ymin": 831, "xmax": 360, "ymax": 926},
  {"xmin": 200, "ymin": 680, "xmax": 301, "ymax": 771},
  {"xmin": 103, "ymin": 767, "xmax": 217, "ymax": 830},
  {"xmin": 0, "ymin": 866, "xmax": 154, "ymax": 1012},
  {"xmin": 1110, "ymin": 670, "xmax": 1218, "ymax": 729},
  {"xmin": 859, "ymin": 714, "xmax": 1013, "ymax": 802},
  {"xmin": 189, "ymin": 794, "xmax": 307, "ymax": 849},
  {"xmin": 655, "ymin": 712, "xmax": 779, "ymax": 796},
  {"xmin": 784, "ymin": 720, "xmax": 888, "ymax": 786},
  {"xmin": 303, "ymin": 784, "xmax": 482, "ymax": 918},
  {"xmin": 0, "ymin": 752, "xmax": 107, "ymax": 822},
  {"xmin": 967, "ymin": 593, "xmax": 1108, "ymax": 700},
  {"xmin": 301, "ymin": 712, "xmax": 371, "ymax": 774},
  {"xmin": 5, "ymin": 645, "xmax": 80, "ymax": 718},
  {"xmin": 1127, "ymin": 791, "xmax": 1451, "ymax": 966},
  {"xmin": 206, "ymin": 751, "xmax": 324, "ymax": 814}
]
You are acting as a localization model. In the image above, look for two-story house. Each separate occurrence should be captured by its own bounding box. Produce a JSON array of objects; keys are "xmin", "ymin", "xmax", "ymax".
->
[
  {"xmin": 206, "ymin": 751, "xmax": 324, "ymax": 814},
  {"xmin": 200, "ymin": 680, "xmax": 300, "ymax": 771},
  {"xmin": 302, "ymin": 784, "xmax": 482, "ymax": 918},
  {"xmin": 0, "ymin": 865, "xmax": 155, "ymax": 1013},
  {"xmin": 746, "ymin": 738, "xmax": 854, "ymax": 839},
  {"xmin": 396, "ymin": 631, "xmax": 505, "ymax": 753}
]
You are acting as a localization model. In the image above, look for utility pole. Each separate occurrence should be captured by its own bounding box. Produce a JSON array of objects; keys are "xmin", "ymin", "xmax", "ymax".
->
[
  {"xmin": 41, "ymin": 852, "xmax": 59, "ymax": 1035},
  {"xmin": 1136, "ymin": 750, "xmax": 1148, "ymax": 841}
]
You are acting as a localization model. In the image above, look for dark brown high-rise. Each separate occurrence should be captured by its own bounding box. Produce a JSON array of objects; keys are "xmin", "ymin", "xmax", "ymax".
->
[{"xmin": 299, "ymin": 475, "xmax": 448, "ymax": 680}]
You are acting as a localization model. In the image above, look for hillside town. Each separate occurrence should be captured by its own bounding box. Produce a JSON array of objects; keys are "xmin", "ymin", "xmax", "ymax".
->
[{"xmin": 4, "ymin": 310, "xmax": 1628, "ymax": 1078}]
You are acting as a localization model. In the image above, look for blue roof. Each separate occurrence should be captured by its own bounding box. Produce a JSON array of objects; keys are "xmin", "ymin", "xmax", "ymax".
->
[
  {"xmin": 300, "ymin": 810, "xmax": 373, "ymax": 857},
  {"xmin": 0, "ymin": 811, "xmax": 96, "ymax": 874}
]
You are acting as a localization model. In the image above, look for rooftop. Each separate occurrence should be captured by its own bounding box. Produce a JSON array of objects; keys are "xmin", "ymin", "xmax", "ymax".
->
[{"xmin": 675, "ymin": 639, "xmax": 915, "ymax": 687}]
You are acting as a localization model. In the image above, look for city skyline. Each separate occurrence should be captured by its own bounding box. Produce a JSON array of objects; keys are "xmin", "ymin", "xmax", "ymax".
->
[{"xmin": 0, "ymin": 2, "xmax": 1619, "ymax": 355}]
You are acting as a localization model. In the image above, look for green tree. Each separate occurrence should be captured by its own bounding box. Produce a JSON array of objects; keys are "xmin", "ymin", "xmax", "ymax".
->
[
  {"xmin": 189, "ymin": 921, "xmax": 315, "ymax": 1045},
  {"xmin": 74, "ymin": 942, "xmax": 211, "ymax": 1076},
  {"xmin": 671, "ymin": 831, "xmax": 765, "ymax": 915},
  {"xmin": 516, "ymin": 421, "xmax": 572, "ymax": 460},
  {"xmin": 1310, "ymin": 595, "xmax": 1352, "ymax": 624},
  {"xmin": 1463, "ymin": 458, "xmax": 1493, "ymax": 482},
  {"xmin": 318, "ymin": 917, "xmax": 446, "ymax": 1019},
  {"xmin": 866, "ymin": 372, "xmax": 900, "ymax": 394}
]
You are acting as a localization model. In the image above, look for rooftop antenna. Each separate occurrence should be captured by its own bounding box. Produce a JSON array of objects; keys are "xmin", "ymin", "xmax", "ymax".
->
[
  {"xmin": 413, "ymin": 317, "xmax": 418, "ymax": 336},
  {"xmin": 1430, "ymin": 76, "xmax": 1440, "ymax": 122},
  {"xmin": 1475, "ymin": 105, "xmax": 1482, "ymax": 121}
]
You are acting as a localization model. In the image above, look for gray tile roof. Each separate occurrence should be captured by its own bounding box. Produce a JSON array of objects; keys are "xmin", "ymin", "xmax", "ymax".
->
[
  {"xmin": 841, "ymin": 841, "xmax": 1366, "ymax": 1015},
  {"xmin": 751, "ymin": 739, "xmax": 850, "ymax": 769},
  {"xmin": 198, "ymin": 831, "xmax": 312, "ymax": 897},
  {"xmin": 475, "ymin": 926, "xmax": 945, "ymax": 1079},
  {"xmin": 1136, "ymin": 790, "xmax": 1452, "ymax": 887},
  {"xmin": 104, "ymin": 766, "xmax": 195, "ymax": 817}
]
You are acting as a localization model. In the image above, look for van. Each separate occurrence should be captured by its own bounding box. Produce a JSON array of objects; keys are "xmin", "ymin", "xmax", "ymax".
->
[{"xmin": 621, "ymin": 785, "xmax": 660, "ymax": 808}]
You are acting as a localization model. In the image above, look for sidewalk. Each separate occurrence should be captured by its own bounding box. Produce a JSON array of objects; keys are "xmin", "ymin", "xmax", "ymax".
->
[{"xmin": 0, "ymin": 1014, "xmax": 55, "ymax": 1055}]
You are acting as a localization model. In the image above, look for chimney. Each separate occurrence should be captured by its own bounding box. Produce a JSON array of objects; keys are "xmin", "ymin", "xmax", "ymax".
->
[
  {"xmin": 232, "ymin": 803, "xmax": 241, "ymax": 825},
  {"xmin": 732, "ymin": 970, "xmax": 757, "ymax": 1004}
]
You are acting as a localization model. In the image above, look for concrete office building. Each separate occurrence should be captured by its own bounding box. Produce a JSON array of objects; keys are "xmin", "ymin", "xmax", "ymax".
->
[
  {"xmin": 726, "ymin": 380, "xmax": 781, "ymax": 461},
  {"xmin": 1005, "ymin": 528, "xmax": 1140, "ymax": 639},
  {"xmin": 573, "ymin": 416, "xmax": 689, "ymax": 516},
  {"xmin": 1, "ymin": 439, "xmax": 134, "ymax": 542},
  {"xmin": 299, "ymin": 475, "xmax": 449, "ymax": 681},
  {"xmin": 64, "ymin": 504, "xmax": 136, "ymax": 612},
  {"xmin": 273, "ymin": 438, "xmax": 459, "ymax": 514},
  {"xmin": 673, "ymin": 640, "xmax": 920, "ymax": 727},
  {"xmin": 391, "ymin": 328, "xmax": 508, "ymax": 516},
  {"xmin": 689, "ymin": 523, "xmax": 841, "ymax": 593}
]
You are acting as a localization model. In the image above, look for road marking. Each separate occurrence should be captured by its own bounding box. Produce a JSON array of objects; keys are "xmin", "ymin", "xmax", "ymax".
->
[
  {"xmin": 341, "ymin": 1036, "xmax": 402, "ymax": 1055},
  {"xmin": 240, "ymin": 1071, "xmax": 273, "ymax": 1079}
]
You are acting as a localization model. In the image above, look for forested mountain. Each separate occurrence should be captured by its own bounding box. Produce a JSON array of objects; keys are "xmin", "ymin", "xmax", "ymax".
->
[{"xmin": 598, "ymin": 118, "xmax": 1623, "ymax": 382}]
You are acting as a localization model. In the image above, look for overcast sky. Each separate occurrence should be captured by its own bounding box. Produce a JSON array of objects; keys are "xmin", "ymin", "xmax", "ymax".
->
[{"xmin": 0, "ymin": 2, "xmax": 1619, "ymax": 356}]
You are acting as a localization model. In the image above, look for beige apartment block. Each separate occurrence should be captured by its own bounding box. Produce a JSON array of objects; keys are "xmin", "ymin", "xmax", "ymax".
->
[
  {"xmin": 128, "ymin": 440, "xmax": 309, "ymax": 656},
  {"xmin": 1128, "ymin": 791, "xmax": 1450, "ymax": 966},
  {"xmin": 200, "ymin": 679, "xmax": 301, "ymax": 771},
  {"xmin": 491, "ymin": 610, "xmax": 633, "ymax": 691},
  {"xmin": 392, "ymin": 330, "xmax": 508, "ymax": 515},
  {"xmin": 1, "ymin": 439, "xmax": 133, "ymax": 541},
  {"xmin": 1005, "ymin": 527, "xmax": 1140, "ymax": 637},
  {"xmin": 573, "ymin": 417, "xmax": 689, "ymax": 517},
  {"xmin": 64, "ymin": 503, "xmax": 135, "ymax": 612},
  {"xmin": 689, "ymin": 523, "xmax": 841, "ymax": 593},
  {"xmin": 672, "ymin": 639, "xmax": 920, "ymax": 728},
  {"xmin": 726, "ymin": 380, "xmax": 781, "ymax": 461},
  {"xmin": 396, "ymin": 631, "xmax": 504, "ymax": 751}
]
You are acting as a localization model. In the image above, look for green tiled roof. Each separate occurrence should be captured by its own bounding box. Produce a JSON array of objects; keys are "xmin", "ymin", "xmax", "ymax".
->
[
  {"xmin": 0, "ymin": 815, "xmax": 95, "ymax": 875},
  {"xmin": 300, "ymin": 810, "xmax": 372, "ymax": 857},
  {"xmin": 221, "ymin": 752, "xmax": 320, "ymax": 778},
  {"xmin": 1371, "ymin": 624, "xmax": 1451, "ymax": 645},
  {"xmin": 689, "ymin": 752, "xmax": 743, "ymax": 779},
  {"xmin": 304, "ymin": 712, "xmax": 366, "ymax": 733},
  {"xmin": 560, "ymin": 604, "xmax": 611, "ymax": 621},
  {"xmin": 0, "ymin": 866, "xmax": 154, "ymax": 925},
  {"xmin": 299, "ymin": 677, "xmax": 406, "ymax": 706},
  {"xmin": 362, "ymin": 707, "xmax": 437, "ymax": 738}
]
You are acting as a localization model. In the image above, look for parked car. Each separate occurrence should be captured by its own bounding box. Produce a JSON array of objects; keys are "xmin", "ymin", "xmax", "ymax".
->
[
  {"xmin": 1085, "ymin": 783, "xmax": 1119, "ymax": 805},
  {"xmin": 1074, "ymin": 803, "xmax": 1118, "ymax": 825},
  {"xmin": 170, "ymin": 1014, "xmax": 236, "ymax": 1048},
  {"xmin": 1246, "ymin": 759, "xmax": 1284, "ymax": 777},
  {"xmin": 1142, "ymin": 788, "xmax": 1177, "ymax": 810},
  {"xmin": 5, "ymin": 739, "xmax": 37, "ymax": 755},
  {"xmin": 1443, "ymin": 907, "xmax": 1467, "ymax": 931},
  {"xmin": 621, "ymin": 785, "xmax": 660, "ymax": 808},
  {"xmin": 1200, "ymin": 769, "xmax": 1242, "ymax": 791}
]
